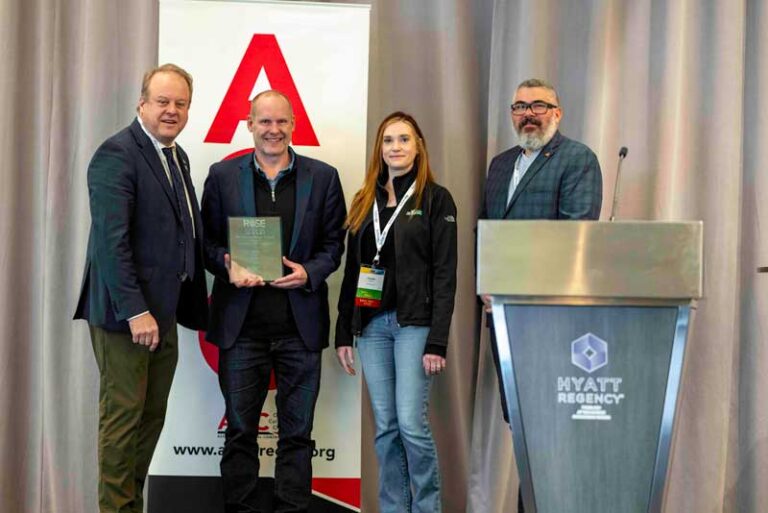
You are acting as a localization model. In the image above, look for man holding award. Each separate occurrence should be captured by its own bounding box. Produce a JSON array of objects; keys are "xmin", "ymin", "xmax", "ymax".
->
[{"xmin": 201, "ymin": 90, "xmax": 347, "ymax": 512}]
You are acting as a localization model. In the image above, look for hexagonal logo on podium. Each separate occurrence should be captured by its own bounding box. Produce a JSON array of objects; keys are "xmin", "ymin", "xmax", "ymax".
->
[{"xmin": 571, "ymin": 333, "xmax": 608, "ymax": 373}]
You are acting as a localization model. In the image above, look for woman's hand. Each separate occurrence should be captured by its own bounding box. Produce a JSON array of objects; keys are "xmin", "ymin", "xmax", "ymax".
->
[
  {"xmin": 423, "ymin": 354, "xmax": 446, "ymax": 376},
  {"xmin": 336, "ymin": 347, "xmax": 356, "ymax": 376}
]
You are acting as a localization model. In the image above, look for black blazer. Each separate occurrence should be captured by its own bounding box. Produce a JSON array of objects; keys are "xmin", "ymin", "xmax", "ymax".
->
[
  {"xmin": 335, "ymin": 173, "xmax": 457, "ymax": 356},
  {"xmin": 74, "ymin": 119, "xmax": 209, "ymax": 335},
  {"xmin": 201, "ymin": 151, "xmax": 346, "ymax": 351}
]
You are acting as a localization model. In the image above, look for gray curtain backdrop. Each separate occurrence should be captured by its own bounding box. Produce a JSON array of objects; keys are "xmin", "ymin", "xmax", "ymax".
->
[
  {"xmin": 1, "ymin": 1, "xmax": 766, "ymax": 513},
  {"xmin": 470, "ymin": 2, "xmax": 766, "ymax": 513}
]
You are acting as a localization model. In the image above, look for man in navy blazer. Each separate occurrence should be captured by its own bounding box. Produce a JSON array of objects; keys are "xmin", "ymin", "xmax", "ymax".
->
[
  {"xmin": 201, "ymin": 90, "xmax": 346, "ymax": 513},
  {"xmin": 74, "ymin": 64, "xmax": 208, "ymax": 512},
  {"xmin": 479, "ymin": 78, "xmax": 602, "ymax": 513}
]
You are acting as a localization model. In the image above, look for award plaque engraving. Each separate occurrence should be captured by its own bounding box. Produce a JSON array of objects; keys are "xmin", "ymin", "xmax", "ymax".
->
[{"xmin": 228, "ymin": 217, "xmax": 283, "ymax": 282}]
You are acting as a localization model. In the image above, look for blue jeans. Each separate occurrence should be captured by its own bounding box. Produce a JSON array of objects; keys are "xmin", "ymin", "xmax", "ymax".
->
[
  {"xmin": 218, "ymin": 335, "xmax": 321, "ymax": 513},
  {"xmin": 357, "ymin": 310, "xmax": 441, "ymax": 513}
]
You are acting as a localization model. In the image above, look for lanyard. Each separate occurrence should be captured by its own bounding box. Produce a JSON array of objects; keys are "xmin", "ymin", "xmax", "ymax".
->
[{"xmin": 372, "ymin": 182, "xmax": 416, "ymax": 266}]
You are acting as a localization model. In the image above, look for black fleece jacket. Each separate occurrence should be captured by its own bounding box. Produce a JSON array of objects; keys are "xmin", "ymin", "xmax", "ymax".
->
[{"xmin": 335, "ymin": 170, "xmax": 458, "ymax": 357}]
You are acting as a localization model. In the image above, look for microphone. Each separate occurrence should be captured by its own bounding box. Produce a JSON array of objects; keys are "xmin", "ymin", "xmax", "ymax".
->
[{"xmin": 609, "ymin": 146, "xmax": 628, "ymax": 221}]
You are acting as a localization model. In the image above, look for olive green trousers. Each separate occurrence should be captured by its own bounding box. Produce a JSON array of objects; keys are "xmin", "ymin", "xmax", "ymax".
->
[{"xmin": 89, "ymin": 324, "xmax": 178, "ymax": 513}]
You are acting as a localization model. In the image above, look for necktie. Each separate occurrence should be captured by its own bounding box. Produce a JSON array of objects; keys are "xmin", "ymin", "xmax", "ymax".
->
[{"xmin": 162, "ymin": 147, "xmax": 195, "ymax": 280}]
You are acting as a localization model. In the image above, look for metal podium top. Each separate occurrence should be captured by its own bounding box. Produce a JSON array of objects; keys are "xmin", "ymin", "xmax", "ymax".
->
[{"xmin": 477, "ymin": 220, "xmax": 703, "ymax": 300}]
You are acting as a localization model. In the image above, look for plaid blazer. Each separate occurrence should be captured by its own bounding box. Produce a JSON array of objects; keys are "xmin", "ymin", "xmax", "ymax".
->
[{"xmin": 480, "ymin": 131, "xmax": 602, "ymax": 220}]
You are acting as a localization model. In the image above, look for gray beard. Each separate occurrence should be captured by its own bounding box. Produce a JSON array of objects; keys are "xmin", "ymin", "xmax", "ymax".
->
[{"xmin": 517, "ymin": 121, "xmax": 558, "ymax": 152}]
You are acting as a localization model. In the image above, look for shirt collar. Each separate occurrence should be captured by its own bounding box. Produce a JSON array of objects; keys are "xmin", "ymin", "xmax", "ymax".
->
[
  {"xmin": 375, "ymin": 166, "xmax": 417, "ymax": 203},
  {"xmin": 518, "ymin": 148, "xmax": 542, "ymax": 163},
  {"xmin": 253, "ymin": 146, "xmax": 296, "ymax": 173},
  {"xmin": 253, "ymin": 147, "xmax": 296, "ymax": 179},
  {"xmin": 137, "ymin": 116, "xmax": 175, "ymax": 152}
]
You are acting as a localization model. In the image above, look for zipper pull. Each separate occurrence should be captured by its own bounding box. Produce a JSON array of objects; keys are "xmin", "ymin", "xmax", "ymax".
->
[{"xmin": 271, "ymin": 188, "xmax": 276, "ymax": 203}]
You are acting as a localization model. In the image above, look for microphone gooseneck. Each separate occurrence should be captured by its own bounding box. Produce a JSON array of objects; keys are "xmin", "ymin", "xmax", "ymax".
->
[{"xmin": 609, "ymin": 147, "xmax": 628, "ymax": 222}]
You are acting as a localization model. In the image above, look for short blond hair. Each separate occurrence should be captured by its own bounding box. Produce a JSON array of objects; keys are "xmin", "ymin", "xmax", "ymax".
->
[
  {"xmin": 140, "ymin": 63, "xmax": 193, "ymax": 101},
  {"xmin": 250, "ymin": 89, "xmax": 294, "ymax": 117}
]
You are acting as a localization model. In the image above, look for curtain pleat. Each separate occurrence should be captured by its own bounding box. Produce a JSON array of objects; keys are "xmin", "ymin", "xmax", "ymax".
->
[{"xmin": 1, "ymin": 1, "xmax": 766, "ymax": 512}]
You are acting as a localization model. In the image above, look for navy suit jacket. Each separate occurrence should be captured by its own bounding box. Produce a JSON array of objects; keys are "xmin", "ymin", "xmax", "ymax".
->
[
  {"xmin": 201, "ymin": 151, "xmax": 346, "ymax": 351},
  {"xmin": 481, "ymin": 131, "xmax": 602, "ymax": 220},
  {"xmin": 74, "ymin": 119, "xmax": 209, "ymax": 335}
]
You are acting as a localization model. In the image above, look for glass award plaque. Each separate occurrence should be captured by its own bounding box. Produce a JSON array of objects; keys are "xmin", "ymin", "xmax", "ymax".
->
[{"xmin": 228, "ymin": 217, "xmax": 283, "ymax": 282}]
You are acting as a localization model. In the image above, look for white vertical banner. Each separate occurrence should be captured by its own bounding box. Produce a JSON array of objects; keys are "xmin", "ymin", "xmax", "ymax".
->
[{"xmin": 151, "ymin": 1, "xmax": 369, "ymax": 511}]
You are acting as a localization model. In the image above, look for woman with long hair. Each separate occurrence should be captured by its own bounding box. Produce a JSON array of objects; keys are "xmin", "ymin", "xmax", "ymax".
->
[{"xmin": 335, "ymin": 111, "xmax": 457, "ymax": 513}]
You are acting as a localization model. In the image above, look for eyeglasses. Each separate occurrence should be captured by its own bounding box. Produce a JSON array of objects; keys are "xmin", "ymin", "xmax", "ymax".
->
[{"xmin": 510, "ymin": 101, "xmax": 559, "ymax": 116}]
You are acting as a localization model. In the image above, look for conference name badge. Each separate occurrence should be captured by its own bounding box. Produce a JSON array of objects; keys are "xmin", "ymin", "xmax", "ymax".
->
[{"xmin": 355, "ymin": 265, "xmax": 385, "ymax": 308}]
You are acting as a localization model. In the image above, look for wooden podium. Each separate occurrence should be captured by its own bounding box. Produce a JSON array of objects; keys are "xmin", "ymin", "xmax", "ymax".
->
[{"xmin": 477, "ymin": 221, "xmax": 703, "ymax": 513}]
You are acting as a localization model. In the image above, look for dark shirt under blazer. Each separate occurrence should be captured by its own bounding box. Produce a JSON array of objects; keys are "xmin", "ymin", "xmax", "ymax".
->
[{"xmin": 201, "ymin": 151, "xmax": 347, "ymax": 351}]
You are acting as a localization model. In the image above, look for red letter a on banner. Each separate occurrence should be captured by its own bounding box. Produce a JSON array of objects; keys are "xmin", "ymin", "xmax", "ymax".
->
[{"xmin": 204, "ymin": 34, "xmax": 319, "ymax": 146}]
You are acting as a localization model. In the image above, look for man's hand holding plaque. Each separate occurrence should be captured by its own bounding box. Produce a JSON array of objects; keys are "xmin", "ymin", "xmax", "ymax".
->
[
  {"xmin": 270, "ymin": 256, "xmax": 308, "ymax": 289},
  {"xmin": 225, "ymin": 253, "xmax": 265, "ymax": 288},
  {"xmin": 228, "ymin": 217, "xmax": 283, "ymax": 284}
]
